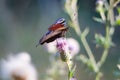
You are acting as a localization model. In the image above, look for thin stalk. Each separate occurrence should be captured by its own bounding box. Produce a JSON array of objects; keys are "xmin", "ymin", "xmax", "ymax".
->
[
  {"xmin": 71, "ymin": 10, "xmax": 98, "ymax": 72},
  {"xmin": 109, "ymin": 0, "xmax": 114, "ymax": 26},
  {"xmin": 80, "ymin": 34, "xmax": 98, "ymax": 72},
  {"xmin": 97, "ymin": 14, "xmax": 110, "ymax": 72},
  {"xmin": 113, "ymin": 0, "xmax": 120, "ymax": 7},
  {"xmin": 95, "ymin": 72, "xmax": 102, "ymax": 80},
  {"xmin": 96, "ymin": 18, "xmax": 110, "ymax": 80},
  {"xmin": 97, "ymin": 0, "xmax": 115, "ymax": 69},
  {"xmin": 65, "ymin": 0, "xmax": 98, "ymax": 72},
  {"xmin": 98, "ymin": 47, "xmax": 109, "ymax": 68},
  {"xmin": 66, "ymin": 60, "xmax": 73, "ymax": 80},
  {"xmin": 100, "ymin": 11, "xmax": 106, "ymax": 21}
]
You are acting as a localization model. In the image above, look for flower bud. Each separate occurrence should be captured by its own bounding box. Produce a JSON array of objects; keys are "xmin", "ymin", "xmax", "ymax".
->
[{"xmin": 60, "ymin": 50, "xmax": 68, "ymax": 62}]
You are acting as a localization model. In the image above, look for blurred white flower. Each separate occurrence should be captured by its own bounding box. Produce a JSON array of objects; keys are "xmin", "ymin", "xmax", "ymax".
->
[
  {"xmin": 117, "ymin": 64, "xmax": 120, "ymax": 69},
  {"xmin": 96, "ymin": 0, "xmax": 104, "ymax": 6},
  {"xmin": 44, "ymin": 41, "xmax": 57, "ymax": 54},
  {"xmin": 45, "ymin": 37, "xmax": 80, "ymax": 57},
  {"xmin": 67, "ymin": 38, "xmax": 80, "ymax": 57},
  {"xmin": 0, "ymin": 52, "xmax": 37, "ymax": 80},
  {"xmin": 46, "ymin": 60, "xmax": 67, "ymax": 80}
]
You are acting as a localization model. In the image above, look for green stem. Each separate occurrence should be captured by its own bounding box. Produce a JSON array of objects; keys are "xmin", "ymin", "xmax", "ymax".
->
[
  {"xmin": 113, "ymin": 0, "xmax": 120, "ymax": 7},
  {"xmin": 109, "ymin": 0, "xmax": 114, "ymax": 26},
  {"xmin": 80, "ymin": 34, "xmax": 98, "ymax": 72},
  {"xmin": 97, "ymin": 12, "xmax": 110, "ymax": 77},
  {"xmin": 95, "ymin": 1, "xmax": 116, "ymax": 80},
  {"xmin": 98, "ymin": 48, "xmax": 109, "ymax": 68},
  {"xmin": 66, "ymin": 60, "xmax": 74, "ymax": 80},
  {"xmin": 95, "ymin": 72, "xmax": 102, "ymax": 80},
  {"xmin": 71, "ymin": 9, "xmax": 98, "ymax": 72},
  {"xmin": 97, "ymin": 0, "xmax": 115, "ymax": 69},
  {"xmin": 65, "ymin": 0, "xmax": 98, "ymax": 73},
  {"xmin": 100, "ymin": 11, "xmax": 106, "ymax": 21}
]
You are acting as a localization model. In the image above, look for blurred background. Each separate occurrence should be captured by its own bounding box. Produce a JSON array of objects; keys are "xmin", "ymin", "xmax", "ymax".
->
[{"xmin": 0, "ymin": 0, "xmax": 120, "ymax": 80}]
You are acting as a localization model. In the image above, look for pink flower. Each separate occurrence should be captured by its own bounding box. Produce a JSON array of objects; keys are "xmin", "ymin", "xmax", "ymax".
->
[
  {"xmin": 56, "ymin": 38, "xmax": 68, "ymax": 51},
  {"xmin": 45, "ymin": 37, "xmax": 80, "ymax": 58}
]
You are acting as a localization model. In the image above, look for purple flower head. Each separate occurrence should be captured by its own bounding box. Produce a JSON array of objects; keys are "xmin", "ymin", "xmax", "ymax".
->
[
  {"xmin": 44, "ymin": 37, "xmax": 80, "ymax": 58},
  {"xmin": 56, "ymin": 38, "xmax": 68, "ymax": 51},
  {"xmin": 56, "ymin": 38, "xmax": 70, "ymax": 61}
]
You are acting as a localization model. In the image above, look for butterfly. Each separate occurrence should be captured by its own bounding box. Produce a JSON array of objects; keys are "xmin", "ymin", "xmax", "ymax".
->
[{"xmin": 36, "ymin": 18, "xmax": 69, "ymax": 47}]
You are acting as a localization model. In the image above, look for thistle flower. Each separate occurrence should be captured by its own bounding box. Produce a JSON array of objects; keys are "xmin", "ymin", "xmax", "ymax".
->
[
  {"xmin": 0, "ymin": 52, "xmax": 37, "ymax": 80},
  {"xmin": 56, "ymin": 38, "xmax": 70, "ymax": 62},
  {"xmin": 44, "ymin": 37, "xmax": 80, "ymax": 58}
]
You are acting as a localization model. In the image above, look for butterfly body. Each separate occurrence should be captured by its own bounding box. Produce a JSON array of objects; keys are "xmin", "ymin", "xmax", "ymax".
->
[{"xmin": 36, "ymin": 18, "xmax": 68, "ymax": 47}]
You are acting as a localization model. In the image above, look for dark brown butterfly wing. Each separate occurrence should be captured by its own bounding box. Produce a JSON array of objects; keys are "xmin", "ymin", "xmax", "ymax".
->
[
  {"xmin": 40, "ymin": 27, "xmax": 68, "ymax": 44},
  {"xmin": 40, "ymin": 31, "xmax": 62, "ymax": 45},
  {"xmin": 36, "ymin": 27, "xmax": 68, "ymax": 47}
]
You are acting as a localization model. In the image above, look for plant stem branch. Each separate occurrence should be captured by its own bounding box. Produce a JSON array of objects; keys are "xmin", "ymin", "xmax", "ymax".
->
[
  {"xmin": 80, "ymin": 32, "xmax": 98, "ymax": 72},
  {"xmin": 95, "ymin": 72, "xmax": 102, "ymax": 80},
  {"xmin": 65, "ymin": 0, "xmax": 98, "ymax": 73},
  {"xmin": 97, "ymin": 0, "xmax": 115, "ymax": 69}
]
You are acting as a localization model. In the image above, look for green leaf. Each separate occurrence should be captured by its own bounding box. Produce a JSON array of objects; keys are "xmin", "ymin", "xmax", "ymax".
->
[
  {"xmin": 117, "ymin": 7, "xmax": 120, "ymax": 14},
  {"xmin": 95, "ymin": 34, "xmax": 105, "ymax": 47},
  {"xmin": 68, "ymin": 65, "xmax": 76, "ymax": 78},
  {"xmin": 93, "ymin": 17, "xmax": 104, "ymax": 23},
  {"xmin": 69, "ymin": 71, "xmax": 74, "ymax": 78},
  {"xmin": 115, "ymin": 19, "xmax": 120, "ymax": 26}
]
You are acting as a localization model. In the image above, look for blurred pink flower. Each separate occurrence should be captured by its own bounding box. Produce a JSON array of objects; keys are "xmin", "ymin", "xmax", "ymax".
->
[
  {"xmin": 56, "ymin": 38, "xmax": 68, "ymax": 51},
  {"xmin": 0, "ymin": 52, "xmax": 38, "ymax": 80},
  {"xmin": 44, "ymin": 37, "xmax": 80, "ymax": 57},
  {"xmin": 67, "ymin": 38, "xmax": 80, "ymax": 57}
]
